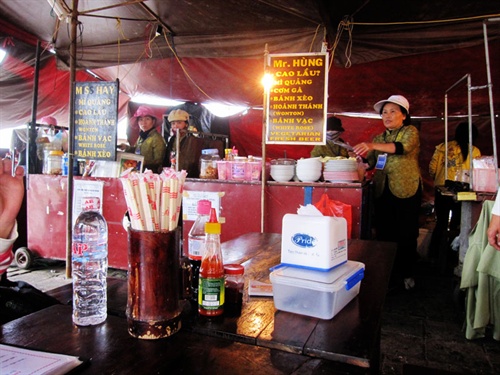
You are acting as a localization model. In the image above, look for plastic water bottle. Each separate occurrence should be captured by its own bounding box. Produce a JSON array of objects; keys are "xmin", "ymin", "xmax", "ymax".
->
[
  {"xmin": 72, "ymin": 197, "xmax": 108, "ymax": 326},
  {"xmin": 198, "ymin": 208, "xmax": 224, "ymax": 317},
  {"xmin": 188, "ymin": 199, "xmax": 212, "ymax": 299}
]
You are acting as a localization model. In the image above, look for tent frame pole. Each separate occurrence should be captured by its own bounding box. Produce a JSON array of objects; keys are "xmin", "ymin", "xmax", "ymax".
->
[
  {"xmin": 27, "ymin": 40, "xmax": 42, "ymax": 176},
  {"xmin": 444, "ymin": 74, "xmax": 471, "ymax": 184},
  {"xmin": 66, "ymin": 0, "xmax": 79, "ymax": 279},
  {"xmin": 261, "ymin": 45, "xmax": 269, "ymax": 233},
  {"xmin": 483, "ymin": 19, "xmax": 499, "ymax": 183}
]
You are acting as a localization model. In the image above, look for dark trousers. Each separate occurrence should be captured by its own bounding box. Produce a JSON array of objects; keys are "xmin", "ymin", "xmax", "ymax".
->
[
  {"xmin": 428, "ymin": 188, "xmax": 461, "ymax": 259},
  {"xmin": 374, "ymin": 183, "xmax": 422, "ymax": 283}
]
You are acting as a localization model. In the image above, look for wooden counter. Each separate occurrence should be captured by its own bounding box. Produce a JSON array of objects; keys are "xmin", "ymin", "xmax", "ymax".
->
[
  {"xmin": 11, "ymin": 233, "xmax": 396, "ymax": 374},
  {"xmin": 25, "ymin": 175, "xmax": 371, "ymax": 270}
]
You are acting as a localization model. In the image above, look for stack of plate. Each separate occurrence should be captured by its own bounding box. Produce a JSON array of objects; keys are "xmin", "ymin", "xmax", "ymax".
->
[
  {"xmin": 323, "ymin": 158, "xmax": 359, "ymax": 182},
  {"xmin": 296, "ymin": 157, "xmax": 322, "ymax": 182}
]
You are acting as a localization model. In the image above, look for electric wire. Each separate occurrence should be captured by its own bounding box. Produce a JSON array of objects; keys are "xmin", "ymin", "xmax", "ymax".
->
[
  {"xmin": 162, "ymin": 28, "xmax": 215, "ymax": 101},
  {"xmin": 309, "ymin": 24, "xmax": 321, "ymax": 53},
  {"xmin": 351, "ymin": 13, "xmax": 500, "ymax": 26}
]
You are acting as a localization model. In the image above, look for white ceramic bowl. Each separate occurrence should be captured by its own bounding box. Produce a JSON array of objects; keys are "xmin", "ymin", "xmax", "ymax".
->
[
  {"xmin": 270, "ymin": 165, "xmax": 295, "ymax": 182},
  {"xmin": 297, "ymin": 158, "xmax": 322, "ymax": 166},
  {"xmin": 296, "ymin": 168, "xmax": 322, "ymax": 182}
]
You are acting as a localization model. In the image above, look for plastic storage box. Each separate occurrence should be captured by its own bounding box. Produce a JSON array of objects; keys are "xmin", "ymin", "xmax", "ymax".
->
[{"xmin": 270, "ymin": 260, "xmax": 364, "ymax": 320}]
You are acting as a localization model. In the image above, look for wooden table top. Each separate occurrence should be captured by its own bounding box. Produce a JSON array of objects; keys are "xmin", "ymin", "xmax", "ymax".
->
[{"xmin": 2, "ymin": 232, "xmax": 396, "ymax": 374}]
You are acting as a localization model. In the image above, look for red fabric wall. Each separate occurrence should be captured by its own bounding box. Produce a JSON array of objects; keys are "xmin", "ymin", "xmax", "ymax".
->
[{"xmin": 228, "ymin": 109, "xmax": 497, "ymax": 205}]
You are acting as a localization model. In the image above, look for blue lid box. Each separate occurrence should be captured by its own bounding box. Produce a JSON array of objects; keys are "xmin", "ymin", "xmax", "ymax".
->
[{"xmin": 270, "ymin": 261, "xmax": 365, "ymax": 320}]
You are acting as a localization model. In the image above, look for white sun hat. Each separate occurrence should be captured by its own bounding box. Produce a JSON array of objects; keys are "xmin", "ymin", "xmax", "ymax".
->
[{"xmin": 373, "ymin": 95, "xmax": 410, "ymax": 114}]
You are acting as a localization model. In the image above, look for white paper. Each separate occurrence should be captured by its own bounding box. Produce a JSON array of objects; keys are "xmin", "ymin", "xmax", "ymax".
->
[
  {"xmin": 182, "ymin": 190, "xmax": 222, "ymax": 221},
  {"xmin": 0, "ymin": 344, "xmax": 84, "ymax": 375},
  {"xmin": 72, "ymin": 179, "xmax": 104, "ymax": 225}
]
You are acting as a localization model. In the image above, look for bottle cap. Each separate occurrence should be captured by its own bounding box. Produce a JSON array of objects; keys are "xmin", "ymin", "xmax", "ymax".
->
[
  {"xmin": 205, "ymin": 208, "xmax": 221, "ymax": 234},
  {"xmin": 224, "ymin": 264, "xmax": 244, "ymax": 275},
  {"xmin": 196, "ymin": 199, "xmax": 211, "ymax": 215}
]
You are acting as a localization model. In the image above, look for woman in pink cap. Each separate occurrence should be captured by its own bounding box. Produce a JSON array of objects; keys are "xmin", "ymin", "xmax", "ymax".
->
[
  {"xmin": 353, "ymin": 95, "xmax": 422, "ymax": 291},
  {"xmin": 118, "ymin": 105, "xmax": 166, "ymax": 173}
]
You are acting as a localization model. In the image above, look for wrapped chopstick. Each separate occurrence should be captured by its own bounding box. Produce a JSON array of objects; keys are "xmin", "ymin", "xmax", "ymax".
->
[{"xmin": 120, "ymin": 168, "xmax": 187, "ymax": 232}]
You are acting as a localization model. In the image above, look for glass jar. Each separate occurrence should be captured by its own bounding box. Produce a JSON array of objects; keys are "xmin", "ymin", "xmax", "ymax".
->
[
  {"xmin": 224, "ymin": 263, "xmax": 244, "ymax": 316},
  {"xmin": 199, "ymin": 149, "xmax": 220, "ymax": 179},
  {"xmin": 46, "ymin": 150, "xmax": 64, "ymax": 175}
]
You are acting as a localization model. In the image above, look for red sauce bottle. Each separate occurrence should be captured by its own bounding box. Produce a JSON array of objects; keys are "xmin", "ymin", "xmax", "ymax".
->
[{"xmin": 198, "ymin": 208, "xmax": 224, "ymax": 316}]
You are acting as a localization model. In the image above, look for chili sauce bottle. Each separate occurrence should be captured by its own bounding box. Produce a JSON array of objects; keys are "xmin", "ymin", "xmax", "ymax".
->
[{"xmin": 198, "ymin": 208, "xmax": 224, "ymax": 317}]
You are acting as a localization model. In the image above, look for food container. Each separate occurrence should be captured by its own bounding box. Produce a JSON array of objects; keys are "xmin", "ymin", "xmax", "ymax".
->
[
  {"xmin": 245, "ymin": 160, "xmax": 262, "ymax": 181},
  {"xmin": 199, "ymin": 149, "xmax": 220, "ymax": 179},
  {"xmin": 224, "ymin": 263, "xmax": 245, "ymax": 316},
  {"xmin": 216, "ymin": 161, "xmax": 228, "ymax": 180},
  {"xmin": 270, "ymin": 261, "xmax": 365, "ymax": 319},
  {"xmin": 45, "ymin": 150, "xmax": 64, "ymax": 175},
  {"xmin": 229, "ymin": 157, "xmax": 247, "ymax": 180}
]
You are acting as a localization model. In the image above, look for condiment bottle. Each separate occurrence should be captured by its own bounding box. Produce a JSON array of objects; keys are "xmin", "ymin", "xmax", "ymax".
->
[
  {"xmin": 198, "ymin": 208, "xmax": 224, "ymax": 317},
  {"xmin": 224, "ymin": 263, "xmax": 244, "ymax": 316},
  {"xmin": 188, "ymin": 199, "xmax": 212, "ymax": 301}
]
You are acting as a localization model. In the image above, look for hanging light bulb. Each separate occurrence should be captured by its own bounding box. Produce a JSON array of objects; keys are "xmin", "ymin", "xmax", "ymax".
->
[{"xmin": 261, "ymin": 73, "xmax": 275, "ymax": 92}]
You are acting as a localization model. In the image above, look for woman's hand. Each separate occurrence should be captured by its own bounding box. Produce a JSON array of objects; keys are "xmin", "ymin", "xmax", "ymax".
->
[
  {"xmin": 487, "ymin": 214, "xmax": 500, "ymax": 251},
  {"xmin": 0, "ymin": 159, "xmax": 24, "ymax": 239},
  {"xmin": 353, "ymin": 142, "xmax": 371, "ymax": 157}
]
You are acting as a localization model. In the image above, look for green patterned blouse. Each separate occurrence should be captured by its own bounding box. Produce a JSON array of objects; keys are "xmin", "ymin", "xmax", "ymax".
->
[{"xmin": 366, "ymin": 125, "xmax": 421, "ymax": 199}]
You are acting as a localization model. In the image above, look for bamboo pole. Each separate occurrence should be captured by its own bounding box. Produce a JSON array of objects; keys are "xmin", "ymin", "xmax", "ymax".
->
[
  {"xmin": 261, "ymin": 44, "xmax": 269, "ymax": 233},
  {"xmin": 66, "ymin": 0, "xmax": 79, "ymax": 279}
]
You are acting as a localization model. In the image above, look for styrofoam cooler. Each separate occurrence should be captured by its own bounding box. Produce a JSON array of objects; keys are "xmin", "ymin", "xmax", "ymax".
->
[{"xmin": 270, "ymin": 261, "xmax": 365, "ymax": 320}]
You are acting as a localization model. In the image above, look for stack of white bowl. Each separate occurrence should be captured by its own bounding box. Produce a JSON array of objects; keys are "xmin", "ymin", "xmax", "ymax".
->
[
  {"xmin": 296, "ymin": 157, "xmax": 322, "ymax": 182},
  {"xmin": 270, "ymin": 158, "xmax": 296, "ymax": 182}
]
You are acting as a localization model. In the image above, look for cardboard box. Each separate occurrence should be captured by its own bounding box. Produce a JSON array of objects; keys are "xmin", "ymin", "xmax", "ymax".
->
[
  {"xmin": 270, "ymin": 261, "xmax": 365, "ymax": 320},
  {"xmin": 281, "ymin": 214, "xmax": 347, "ymax": 271}
]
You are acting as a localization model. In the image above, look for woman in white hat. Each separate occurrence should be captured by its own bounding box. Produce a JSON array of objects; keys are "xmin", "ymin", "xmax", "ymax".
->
[
  {"xmin": 353, "ymin": 95, "xmax": 422, "ymax": 291},
  {"xmin": 118, "ymin": 105, "xmax": 166, "ymax": 173}
]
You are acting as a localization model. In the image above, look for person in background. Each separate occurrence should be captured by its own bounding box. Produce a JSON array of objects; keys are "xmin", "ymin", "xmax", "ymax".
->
[
  {"xmin": 118, "ymin": 105, "xmax": 166, "ymax": 173},
  {"xmin": 487, "ymin": 186, "xmax": 500, "ymax": 251},
  {"xmin": 164, "ymin": 109, "xmax": 201, "ymax": 178},
  {"xmin": 353, "ymin": 95, "xmax": 422, "ymax": 291},
  {"xmin": 310, "ymin": 116, "xmax": 350, "ymax": 158},
  {"xmin": 0, "ymin": 158, "xmax": 59, "ymax": 323},
  {"xmin": 428, "ymin": 122, "xmax": 481, "ymax": 260}
]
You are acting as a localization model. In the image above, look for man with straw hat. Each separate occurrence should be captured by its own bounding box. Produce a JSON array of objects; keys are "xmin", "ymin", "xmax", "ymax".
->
[{"xmin": 164, "ymin": 109, "xmax": 203, "ymax": 178}]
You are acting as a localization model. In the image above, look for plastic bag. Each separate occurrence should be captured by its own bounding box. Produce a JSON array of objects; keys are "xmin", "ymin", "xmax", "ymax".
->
[{"xmin": 314, "ymin": 193, "xmax": 352, "ymax": 238}]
